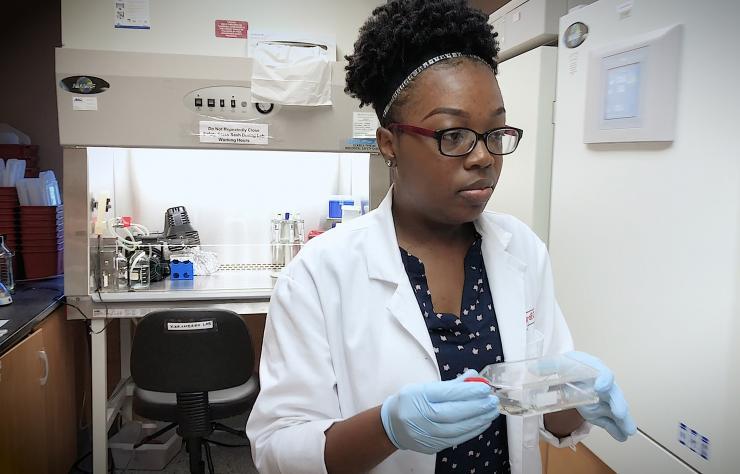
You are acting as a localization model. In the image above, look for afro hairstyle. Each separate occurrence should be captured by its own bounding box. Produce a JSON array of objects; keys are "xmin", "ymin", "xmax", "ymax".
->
[{"xmin": 345, "ymin": 0, "xmax": 499, "ymax": 122}]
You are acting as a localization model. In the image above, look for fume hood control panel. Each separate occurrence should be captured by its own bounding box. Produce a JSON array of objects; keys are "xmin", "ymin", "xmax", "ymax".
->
[{"xmin": 184, "ymin": 86, "xmax": 278, "ymax": 120}]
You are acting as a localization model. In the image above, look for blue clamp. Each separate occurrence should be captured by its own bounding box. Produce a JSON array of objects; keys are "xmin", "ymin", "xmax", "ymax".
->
[{"xmin": 170, "ymin": 259, "xmax": 194, "ymax": 280}]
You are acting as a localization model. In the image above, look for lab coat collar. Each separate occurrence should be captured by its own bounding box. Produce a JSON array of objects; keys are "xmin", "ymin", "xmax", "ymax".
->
[
  {"xmin": 365, "ymin": 186, "xmax": 404, "ymax": 284},
  {"xmin": 365, "ymin": 186, "xmax": 518, "ymax": 285}
]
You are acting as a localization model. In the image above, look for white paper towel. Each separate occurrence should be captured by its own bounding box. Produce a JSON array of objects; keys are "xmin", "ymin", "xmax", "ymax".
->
[{"xmin": 251, "ymin": 42, "xmax": 332, "ymax": 106}]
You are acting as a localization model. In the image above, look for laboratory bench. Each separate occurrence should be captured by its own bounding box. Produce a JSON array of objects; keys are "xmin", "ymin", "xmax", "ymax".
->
[
  {"xmin": 66, "ymin": 269, "xmax": 273, "ymax": 474},
  {"xmin": 0, "ymin": 276, "xmax": 87, "ymax": 474}
]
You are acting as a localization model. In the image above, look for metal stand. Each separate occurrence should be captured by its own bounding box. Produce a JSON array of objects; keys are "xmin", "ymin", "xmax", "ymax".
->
[{"xmin": 90, "ymin": 319, "xmax": 108, "ymax": 474}]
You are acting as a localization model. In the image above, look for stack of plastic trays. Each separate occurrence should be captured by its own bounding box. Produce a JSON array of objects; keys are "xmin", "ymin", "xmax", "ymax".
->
[
  {"xmin": 19, "ymin": 204, "xmax": 63, "ymax": 278},
  {"xmin": 0, "ymin": 187, "xmax": 21, "ymax": 278}
]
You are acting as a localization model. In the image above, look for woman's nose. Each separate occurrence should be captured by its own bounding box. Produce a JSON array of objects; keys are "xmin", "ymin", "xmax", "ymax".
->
[{"xmin": 463, "ymin": 138, "xmax": 494, "ymax": 169}]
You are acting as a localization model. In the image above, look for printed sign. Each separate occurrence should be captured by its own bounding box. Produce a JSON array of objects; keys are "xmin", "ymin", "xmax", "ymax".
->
[
  {"xmin": 343, "ymin": 138, "xmax": 378, "ymax": 152},
  {"xmin": 215, "ymin": 20, "xmax": 248, "ymax": 39},
  {"xmin": 199, "ymin": 121, "xmax": 268, "ymax": 145},
  {"xmin": 72, "ymin": 97, "xmax": 98, "ymax": 111},
  {"xmin": 114, "ymin": 0, "xmax": 151, "ymax": 29},
  {"xmin": 167, "ymin": 321, "xmax": 214, "ymax": 331},
  {"xmin": 92, "ymin": 308, "xmax": 156, "ymax": 318},
  {"xmin": 352, "ymin": 112, "xmax": 379, "ymax": 138}
]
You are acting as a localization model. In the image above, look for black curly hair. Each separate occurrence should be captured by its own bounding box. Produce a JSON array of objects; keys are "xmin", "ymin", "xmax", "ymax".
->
[{"xmin": 345, "ymin": 0, "xmax": 499, "ymax": 124}]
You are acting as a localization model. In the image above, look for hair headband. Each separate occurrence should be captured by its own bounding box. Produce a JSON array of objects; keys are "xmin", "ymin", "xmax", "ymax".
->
[{"xmin": 380, "ymin": 52, "xmax": 491, "ymax": 119}]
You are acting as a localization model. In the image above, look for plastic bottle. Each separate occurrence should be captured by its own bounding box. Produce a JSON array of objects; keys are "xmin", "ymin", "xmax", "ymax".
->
[{"xmin": 0, "ymin": 235, "xmax": 14, "ymax": 292}]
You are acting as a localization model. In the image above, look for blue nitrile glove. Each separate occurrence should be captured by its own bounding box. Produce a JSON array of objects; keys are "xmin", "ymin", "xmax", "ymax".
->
[
  {"xmin": 380, "ymin": 370, "xmax": 500, "ymax": 454},
  {"xmin": 566, "ymin": 351, "xmax": 637, "ymax": 442}
]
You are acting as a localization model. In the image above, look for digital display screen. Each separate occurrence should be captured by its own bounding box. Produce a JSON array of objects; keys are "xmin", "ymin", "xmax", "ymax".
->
[{"xmin": 604, "ymin": 62, "xmax": 641, "ymax": 120}]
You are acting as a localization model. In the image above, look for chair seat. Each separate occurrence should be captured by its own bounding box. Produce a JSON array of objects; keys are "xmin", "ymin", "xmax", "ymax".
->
[{"xmin": 133, "ymin": 377, "xmax": 259, "ymax": 422}]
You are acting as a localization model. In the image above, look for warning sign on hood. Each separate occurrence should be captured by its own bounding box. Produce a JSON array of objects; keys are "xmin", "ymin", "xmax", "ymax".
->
[{"xmin": 199, "ymin": 121, "xmax": 268, "ymax": 145}]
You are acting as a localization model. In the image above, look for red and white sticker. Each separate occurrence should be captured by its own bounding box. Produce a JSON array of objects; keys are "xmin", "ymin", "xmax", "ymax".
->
[
  {"xmin": 525, "ymin": 308, "xmax": 535, "ymax": 327},
  {"xmin": 215, "ymin": 20, "xmax": 248, "ymax": 39}
]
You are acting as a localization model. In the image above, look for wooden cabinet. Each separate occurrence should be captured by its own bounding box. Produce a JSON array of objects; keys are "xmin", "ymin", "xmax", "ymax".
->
[
  {"xmin": 243, "ymin": 314, "xmax": 266, "ymax": 375},
  {"xmin": 0, "ymin": 329, "xmax": 49, "ymax": 474},
  {"xmin": 0, "ymin": 307, "xmax": 84, "ymax": 474},
  {"xmin": 541, "ymin": 440, "xmax": 615, "ymax": 474}
]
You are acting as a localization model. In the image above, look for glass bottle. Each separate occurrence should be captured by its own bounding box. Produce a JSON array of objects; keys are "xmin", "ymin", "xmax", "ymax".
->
[
  {"xmin": 115, "ymin": 251, "xmax": 129, "ymax": 290},
  {"xmin": 128, "ymin": 250, "xmax": 151, "ymax": 290},
  {"xmin": 0, "ymin": 235, "xmax": 14, "ymax": 293}
]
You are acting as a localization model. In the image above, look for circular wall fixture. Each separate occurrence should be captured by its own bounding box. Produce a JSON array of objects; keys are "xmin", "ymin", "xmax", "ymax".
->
[
  {"xmin": 255, "ymin": 103, "xmax": 275, "ymax": 114},
  {"xmin": 564, "ymin": 22, "xmax": 589, "ymax": 48}
]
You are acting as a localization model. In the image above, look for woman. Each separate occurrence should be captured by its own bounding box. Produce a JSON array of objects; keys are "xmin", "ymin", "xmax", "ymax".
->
[{"xmin": 247, "ymin": 1, "xmax": 636, "ymax": 473}]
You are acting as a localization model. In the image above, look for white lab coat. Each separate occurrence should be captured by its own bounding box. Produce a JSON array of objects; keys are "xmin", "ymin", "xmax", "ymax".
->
[{"xmin": 247, "ymin": 189, "xmax": 589, "ymax": 474}]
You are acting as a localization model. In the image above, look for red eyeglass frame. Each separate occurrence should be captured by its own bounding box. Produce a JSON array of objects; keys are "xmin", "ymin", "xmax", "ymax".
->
[{"xmin": 386, "ymin": 123, "xmax": 524, "ymax": 157}]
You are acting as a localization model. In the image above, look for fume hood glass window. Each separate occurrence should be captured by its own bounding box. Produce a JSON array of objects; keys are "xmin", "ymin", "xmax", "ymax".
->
[{"xmin": 604, "ymin": 62, "xmax": 641, "ymax": 120}]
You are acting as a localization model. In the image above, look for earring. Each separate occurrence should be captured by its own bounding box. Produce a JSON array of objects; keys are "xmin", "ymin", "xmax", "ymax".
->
[{"xmin": 385, "ymin": 159, "xmax": 393, "ymax": 167}]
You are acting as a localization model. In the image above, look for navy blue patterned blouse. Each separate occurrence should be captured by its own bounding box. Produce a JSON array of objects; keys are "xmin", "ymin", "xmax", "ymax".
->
[{"xmin": 399, "ymin": 234, "xmax": 510, "ymax": 474}]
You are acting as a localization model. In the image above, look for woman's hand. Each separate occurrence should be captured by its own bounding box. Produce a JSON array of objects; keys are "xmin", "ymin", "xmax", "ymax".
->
[
  {"xmin": 567, "ymin": 351, "xmax": 637, "ymax": 441},
  {"xmin": 380, "ymin": 370, "xmax": 500, "ymax": 454}
]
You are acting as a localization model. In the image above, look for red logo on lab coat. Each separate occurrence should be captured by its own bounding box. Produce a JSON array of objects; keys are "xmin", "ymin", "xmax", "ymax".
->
[{"xmin": 525, "ymin": 309, "xmax": 535, "ymax": 327}]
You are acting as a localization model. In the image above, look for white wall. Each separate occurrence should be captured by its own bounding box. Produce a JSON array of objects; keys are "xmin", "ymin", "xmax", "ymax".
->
[
  {"xmin": 61, "ymin": 0, "xmax": 383, "ymax": 58},
  {"xmin": 487, "ymin": 46, "xmax": 556, "ymax": 243},
  {"xmin": 549, "ymin": 1, "xmax": 740, "ymax": 473}
]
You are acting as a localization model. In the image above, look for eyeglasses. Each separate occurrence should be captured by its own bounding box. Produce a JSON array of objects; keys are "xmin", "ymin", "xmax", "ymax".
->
[{"xmin": 387, "ymin": 123, "xmax": 524, "ymax": 157}]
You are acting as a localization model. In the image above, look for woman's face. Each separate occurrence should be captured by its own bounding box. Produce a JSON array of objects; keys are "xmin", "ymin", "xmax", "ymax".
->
[{"xmin": 379, "ymin": 59, "xmax": 506, "ymax": 226}]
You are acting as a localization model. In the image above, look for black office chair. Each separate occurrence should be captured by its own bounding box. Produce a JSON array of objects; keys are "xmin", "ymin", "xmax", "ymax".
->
[{"xmin": 130, "ymin": 309, "xmax": 259, "ymax": 474}]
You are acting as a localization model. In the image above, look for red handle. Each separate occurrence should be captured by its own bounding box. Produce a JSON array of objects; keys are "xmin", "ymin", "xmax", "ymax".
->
[{"xmin": 464, "ymin": 376, "xmax": 492, "ymax": 386}]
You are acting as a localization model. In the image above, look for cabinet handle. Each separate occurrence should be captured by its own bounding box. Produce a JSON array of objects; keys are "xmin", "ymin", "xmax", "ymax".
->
[{"xmin": 38, "ymin": 350, "xmax": 49, "ymax": 386}]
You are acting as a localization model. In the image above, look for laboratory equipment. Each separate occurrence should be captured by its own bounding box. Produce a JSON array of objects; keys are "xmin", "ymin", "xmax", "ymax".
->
[
  {"xmin": 0, "ymin": 234, "xmax": 15, "ymax": 292},
  {"xmin": 548, "ymin": 0, "xmax": 740, "ymax": 472},
  {"xmin": 271, "ymin": 213, "xmax": 304, "ymax": 267},
  {"xmin": 56, "ymin": 14, "xmax": 378, "ymax": 472},
  {"xmin": 341, "ymin": 204, "xmax": 362, "ymax": 222},
  {"xmin": 93, "ymin": 239, "xmax": 117, "ymax": 290},
  {"xmin": 128, "ymin": 250, "xmax": 151, "ymax": 290},
  {"xmin": 115, "ymin": 251, "xmax": 128, "ymax": 290},
  {"xmin": 169, "ymin": 259, "xmax": 194, "ymax": 280},
  {"xmin": 328, "ymin": 196, "xmax": 354, "ymax": 219},
  {"xmin": 163, "ymin": 206, "xmax": 200, "ymax": 250},
  {"xmin": 0, "ymin": 281, "xmax": 12, "ymax": 306},
  {"xmin": 582, "ymin": 24, "xmax": 682, "ymax": 143},
  {"xmin": 487, "ymin": 0, "xmax": 594, "ymax": 62},
  {"xmin": 477, "ymin": 354, "xmax": 599, "ymax": 417},
  {"xmin": 140, "ymin": 234, "xmax": 169, "ymax": 282}
]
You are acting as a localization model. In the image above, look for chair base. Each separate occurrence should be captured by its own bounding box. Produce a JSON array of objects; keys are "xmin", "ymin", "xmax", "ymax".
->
[{"xmin": 132, "ymin": 420, "xmax": 248, "ymax": 474}]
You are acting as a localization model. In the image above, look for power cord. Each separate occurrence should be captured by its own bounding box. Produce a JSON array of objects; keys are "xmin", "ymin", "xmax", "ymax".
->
[{"xmin": 61, "ymin": 294, "xmax": 115, "ymax": 335}]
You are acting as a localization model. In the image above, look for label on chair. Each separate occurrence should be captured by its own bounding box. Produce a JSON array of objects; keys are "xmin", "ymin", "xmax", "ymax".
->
[{"xmin": 167, "ymin": 321, "xmax": 214, "ymax": 331}]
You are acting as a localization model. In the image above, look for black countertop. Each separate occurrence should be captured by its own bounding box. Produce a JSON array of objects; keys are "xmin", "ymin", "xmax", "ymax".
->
[{"xmin": 0, "ymin": 276, "xmax": 64, "ymax": 356}]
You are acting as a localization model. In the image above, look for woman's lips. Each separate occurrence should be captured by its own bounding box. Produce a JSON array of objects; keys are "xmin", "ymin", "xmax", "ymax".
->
[{"xmin": 458, "ymin": 186, "xmax": 493, "ymax": 205}]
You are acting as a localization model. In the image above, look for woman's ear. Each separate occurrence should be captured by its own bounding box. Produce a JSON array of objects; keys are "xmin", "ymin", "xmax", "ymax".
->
[{"xmin": 376, "ymin": 126, "xmax": 396, "ymax": 164}]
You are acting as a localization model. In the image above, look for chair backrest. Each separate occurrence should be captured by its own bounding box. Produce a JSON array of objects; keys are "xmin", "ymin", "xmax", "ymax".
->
[{"xmin": 131, "ymin": 309, "xmax": 254, "ymax": 393}]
